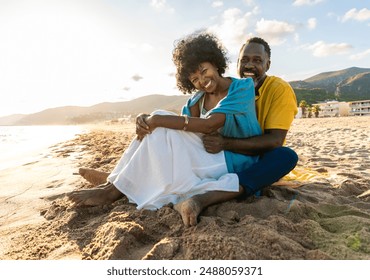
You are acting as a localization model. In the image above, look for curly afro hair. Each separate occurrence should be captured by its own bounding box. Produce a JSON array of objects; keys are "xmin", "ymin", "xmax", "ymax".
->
[{"xmin": 172, "ymin": 32, "xmax": 229, "ymax": 94}]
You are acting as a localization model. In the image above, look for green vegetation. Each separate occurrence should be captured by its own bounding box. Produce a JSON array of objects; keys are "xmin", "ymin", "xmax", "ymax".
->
[
  {"xmin": 294, "ymin": 88, "xmax": 338, "ymax": 105},
  {"xmin": 291, "ymin": 67, "xmax": 370, "ymax": 106},
  {"xmin": 312, "ymin": 105, "xmax": 321, "ymax": 118},
  {"xmin": 293, "ymin": 87, "xmax": 369, "ymax": 107},
  {"xmin": 298, "ymin": 100, "xmax": 307, "ymax": 118},
  {"xmin": 347, "ymin": 233, "xmax": 361, "ymax": 252}
]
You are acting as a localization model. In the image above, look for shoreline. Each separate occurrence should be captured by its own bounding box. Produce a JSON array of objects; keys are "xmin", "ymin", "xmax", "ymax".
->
[
  {"xmin": 0, "ymin": 123, "xmax": 136, "ymax": 259},
  {"xmin": 0, "ymin": 141, "xmax": 83, "ymax": 258},
  {"xmin": 0, "ymin": 125, "xmax": 88, "ymax": 171},
  {"xmin": 0, "ymin": 117, "xmax": 369, "ymax": 260}
]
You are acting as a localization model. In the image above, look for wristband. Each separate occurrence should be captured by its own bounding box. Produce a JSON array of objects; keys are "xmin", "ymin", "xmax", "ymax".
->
[{"xmin": 183, "ymin": 115, "xmax": 189, "ymax": 130}]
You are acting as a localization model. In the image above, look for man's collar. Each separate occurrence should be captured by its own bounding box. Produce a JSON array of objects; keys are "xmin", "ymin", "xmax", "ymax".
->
[{"xmin": 255, "ymin": 75, "xmax": 267, "ymax": 96}]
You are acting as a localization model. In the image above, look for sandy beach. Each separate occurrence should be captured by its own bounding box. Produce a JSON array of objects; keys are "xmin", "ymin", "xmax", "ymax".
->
[{"xmin": 0, "ymin": 116, "xmax": 369, "ymax": 260}]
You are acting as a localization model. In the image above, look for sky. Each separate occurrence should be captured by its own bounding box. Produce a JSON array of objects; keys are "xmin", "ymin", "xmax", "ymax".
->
[{"xmin": 0, "ymin": 0, "xmax": 369, "ymax": 117}]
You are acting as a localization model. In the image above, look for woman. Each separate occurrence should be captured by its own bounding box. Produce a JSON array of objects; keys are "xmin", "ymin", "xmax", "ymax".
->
[{"xmin": 68, "ymin": 32, "xmax": 261, "ymax": 225}]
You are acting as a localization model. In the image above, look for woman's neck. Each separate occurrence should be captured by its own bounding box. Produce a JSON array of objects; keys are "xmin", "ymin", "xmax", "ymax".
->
[
  {"xmin": 211, "ymin": 77, "xmax": 231, "ymax": 97},
  {"xmin": 203, "ymin": 77, "xmax": 232, "ymax": 110}
]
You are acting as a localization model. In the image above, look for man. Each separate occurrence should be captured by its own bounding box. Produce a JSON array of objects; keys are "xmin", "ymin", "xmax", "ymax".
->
[
  {"xmin": 71, "ymin": 37, "xmax": 298, "ymax": 227},
  {"xmin": 202, "ymin": 37, "xmax": 298, "ymax": 197}
]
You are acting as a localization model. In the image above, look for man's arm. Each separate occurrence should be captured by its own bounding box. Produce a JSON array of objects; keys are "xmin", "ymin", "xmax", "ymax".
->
[{"xmin": 202, "ymin": 129, "xmax": 287, "ymax": 156}]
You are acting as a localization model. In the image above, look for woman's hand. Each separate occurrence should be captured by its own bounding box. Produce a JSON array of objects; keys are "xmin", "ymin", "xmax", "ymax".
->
[{"xmin": 135, "ymin": 113, "xmax": 151, "ymax": 141}]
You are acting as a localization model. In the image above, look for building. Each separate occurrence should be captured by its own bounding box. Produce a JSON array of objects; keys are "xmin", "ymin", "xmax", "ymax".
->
[
  {"xmin": 349, "ymin": 100, "xmax": 370, "ymax": 116},
  {"xmin": 312, "ymin": 100, "xmax": 350, "ymax": 118}
]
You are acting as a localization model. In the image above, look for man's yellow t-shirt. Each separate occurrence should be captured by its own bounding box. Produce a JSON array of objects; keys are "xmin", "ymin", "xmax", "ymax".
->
[{"xmin": 255, "ymin": 76, "xmax": 298, "ymax": 133}]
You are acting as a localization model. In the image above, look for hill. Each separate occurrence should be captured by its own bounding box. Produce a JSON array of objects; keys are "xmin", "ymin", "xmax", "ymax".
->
[
  {"xmin": 290, "ymin": 67, "xmax": 370, "ymax": 104},
  {"xmin": 304, "ymin": 67, "xmax": 369, "ymax": 86},
  {"xmin": 1, "ymin": 66, "xmax": 369, "ymax": 125},
  {"xmin": 0, "ymin": 94, "xmax": 189, "ymax": 126},
  {"xmin": 336, "ymin": 72, "xmax": 370, "ymax": 100},
  {"xmin": 0, "ymin": 114, "xmax": 26, "ymax": 125}
]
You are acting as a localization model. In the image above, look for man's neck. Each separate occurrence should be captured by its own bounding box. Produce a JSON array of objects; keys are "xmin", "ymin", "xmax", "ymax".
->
[{"xmin": 255, "ymin": 75, "xmax": 267, "ymax": 96}]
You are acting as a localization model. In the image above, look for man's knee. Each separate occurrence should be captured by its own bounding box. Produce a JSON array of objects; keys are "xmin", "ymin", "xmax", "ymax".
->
[
  {"xmin": 262, "ymin": 146, "xmax": 298, "ymax": 174},
  {"xmin": 278, "ymin": 146, "xmax": 298, "ymax": 170}
]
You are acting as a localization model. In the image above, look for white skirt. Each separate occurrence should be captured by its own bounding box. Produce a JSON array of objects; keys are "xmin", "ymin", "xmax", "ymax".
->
[{"xmin": 108, "ymin": 113, "xmax": 239, "ymax": 210}]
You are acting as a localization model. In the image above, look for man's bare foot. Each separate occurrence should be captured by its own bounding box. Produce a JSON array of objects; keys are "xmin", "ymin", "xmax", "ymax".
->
[
  {"xmin": 67, "ymin": 182, "xmax": 124, "ymax": 206},
  {"xmin": 78, "ymin": 168, "xmax": 110, "ymax": 186},
  {"xmin": 174, "ymin": 198, "xmax": 203, "ymax": 227}
]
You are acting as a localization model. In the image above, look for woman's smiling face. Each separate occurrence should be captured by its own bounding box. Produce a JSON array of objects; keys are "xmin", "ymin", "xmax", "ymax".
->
[{"xmin": 188, "ymin": 62, "xmax": 221, "ymax": 93}]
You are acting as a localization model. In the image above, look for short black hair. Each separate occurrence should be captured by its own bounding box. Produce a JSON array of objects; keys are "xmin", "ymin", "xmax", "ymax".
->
[
  {"xmin": 241, "ymin": 37, "xmax": 271, "ymax": 59},
  {"xmin": 172, "ymin": 32, "xmax": 229, "ymax": 94}
]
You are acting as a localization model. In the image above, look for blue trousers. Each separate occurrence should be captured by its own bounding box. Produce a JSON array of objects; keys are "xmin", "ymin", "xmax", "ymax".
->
[{"xmin": 236, "ymin": 147, "xmax": 298, "ymax": 197}]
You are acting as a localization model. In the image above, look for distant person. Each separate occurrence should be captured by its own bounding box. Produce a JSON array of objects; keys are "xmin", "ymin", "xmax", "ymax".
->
[{"xmin": 68, "ymin": 32, "xmax": 262, "ymax": 227}]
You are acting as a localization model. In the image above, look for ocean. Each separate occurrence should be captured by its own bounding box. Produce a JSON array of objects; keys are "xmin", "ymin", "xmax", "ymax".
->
[{"xmin": 0, "ymin": 125, "xmax": 86, "ymax": 171}]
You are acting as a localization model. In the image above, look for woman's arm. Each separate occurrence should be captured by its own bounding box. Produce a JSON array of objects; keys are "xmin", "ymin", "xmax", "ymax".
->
[
  {"xmin": 135, "ymin": 100, "xmax": 203, "ymax": 140},
  {"xmin": 145, "ymin": 113, "xmax": 226, "ymax": 134},
  {"xmin": 136, "ymin": 98, "xmax": 225, "ymax": 135}
]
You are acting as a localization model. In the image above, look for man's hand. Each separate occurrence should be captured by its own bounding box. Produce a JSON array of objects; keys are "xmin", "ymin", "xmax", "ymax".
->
[
  {"xmin": 135, "ymin": 113, "xmax": 151, "ymax": 141},
  {"xmin": 202, "ymin": 132, "xmax": 225, "ymax": 153}
]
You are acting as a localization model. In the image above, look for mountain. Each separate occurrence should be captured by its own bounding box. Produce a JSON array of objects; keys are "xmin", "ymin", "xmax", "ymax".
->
[
  {"xmin": 336, "ymin": 72, "xmax": 370, "ymax": 100},
  {"xmin": 290, "ymin": 67, "xmax": 370, "ymax": 104},
  {"xmin": 0, "ymin": 114, "xmax": 26, "ymax": 125},
  {"xmin": 0, "ymin": 94, "xmax": 189, "ymax": 126},
  {"xmin": 1, "ymin": 67, "xmax": 369, "ymax": 125},
  {"xmin": 305, "ymin": 67, "xmax": 368, "ymax": 86}
]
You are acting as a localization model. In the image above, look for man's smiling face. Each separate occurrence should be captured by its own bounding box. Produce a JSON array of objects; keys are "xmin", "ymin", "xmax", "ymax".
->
[{"xmin": 237, "ymin": 42, "xmax": 270, "ymax": 88}]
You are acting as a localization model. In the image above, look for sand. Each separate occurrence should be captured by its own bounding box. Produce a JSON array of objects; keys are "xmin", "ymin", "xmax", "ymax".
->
[{"xmin": 0, "ymin": 117, "xmax": 369, "ymax": 260}]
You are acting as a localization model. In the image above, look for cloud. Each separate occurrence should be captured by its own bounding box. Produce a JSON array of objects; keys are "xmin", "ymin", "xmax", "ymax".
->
[
  {"xmin": 208, "ymin": 8, "xmax": 257, "ymax": 52},
  {"xmin": 307, "ymin": 17, "xmax": 317, "ymax": 30},
  {"xmin": 139, "ymin": 43, "xmax": 154, "ymax": 52},
  {"xmin": 255, "ymin": 18, "xmax": 295, "ymax": 46},
  {"xmin": 212, "ymin": 1, "xmax": 223, "ymax": 8},
  {"xmin": 243, "ymin": 0, "xmax": 256, "ymax": 6},
  {"xmin": 342, "ymin": 8, "xmax": 370, "ymax": 22},
  {"xmin": 294, "ymin": 33, "xmax": 300, "ymax": 43},
  {"xmin": 150, "ymin": 0, "xmax": 165, "ymax": 9},
  {"xmin": 131, "ymin": 74, "xmax": 143, "ymax": 81},
  {"xmin": 293, "ymin": 0, "xmax": 324, "ymax": 6},
  {"xmin": 350, "ymin": 48, "xmax": 370, "ymax": 60},
  {"xmin": 305, "ymin": 41, "xmax": 353, "ymax": 57},
  {"xmin": 150, "ymin": 0, "xmax": 174, "ymax": 13}
]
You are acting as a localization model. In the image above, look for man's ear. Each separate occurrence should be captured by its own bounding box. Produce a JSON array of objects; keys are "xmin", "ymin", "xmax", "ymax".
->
[{"xmin": 266, "ymin": 59, "xmax": 271, "ymax": 72}]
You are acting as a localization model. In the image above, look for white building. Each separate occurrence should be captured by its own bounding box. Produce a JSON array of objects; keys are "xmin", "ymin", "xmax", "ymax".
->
[
  {"xmin": 312, "ymin": 100, "xmax": 350, "ymax": 118},
  {"xmin": 349, "ymin": 100, "xmax": 370, "ymax": 116}
]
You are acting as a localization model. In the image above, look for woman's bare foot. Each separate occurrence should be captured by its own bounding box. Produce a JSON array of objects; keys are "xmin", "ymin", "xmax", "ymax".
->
[
  {"xmin": 174, "ymin": 198, "xmax": 203, "ymax": 227},
  {"xmin": 78, "ymin": 168, "xmax": 110, "ymax": 186},
  {"xmin": 173, "ymin": 189, "xmax": 243, "ymax": 227},
  {"xmin": 67, "ymin": 182, "xmax": 124, "ymax": 206}
]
